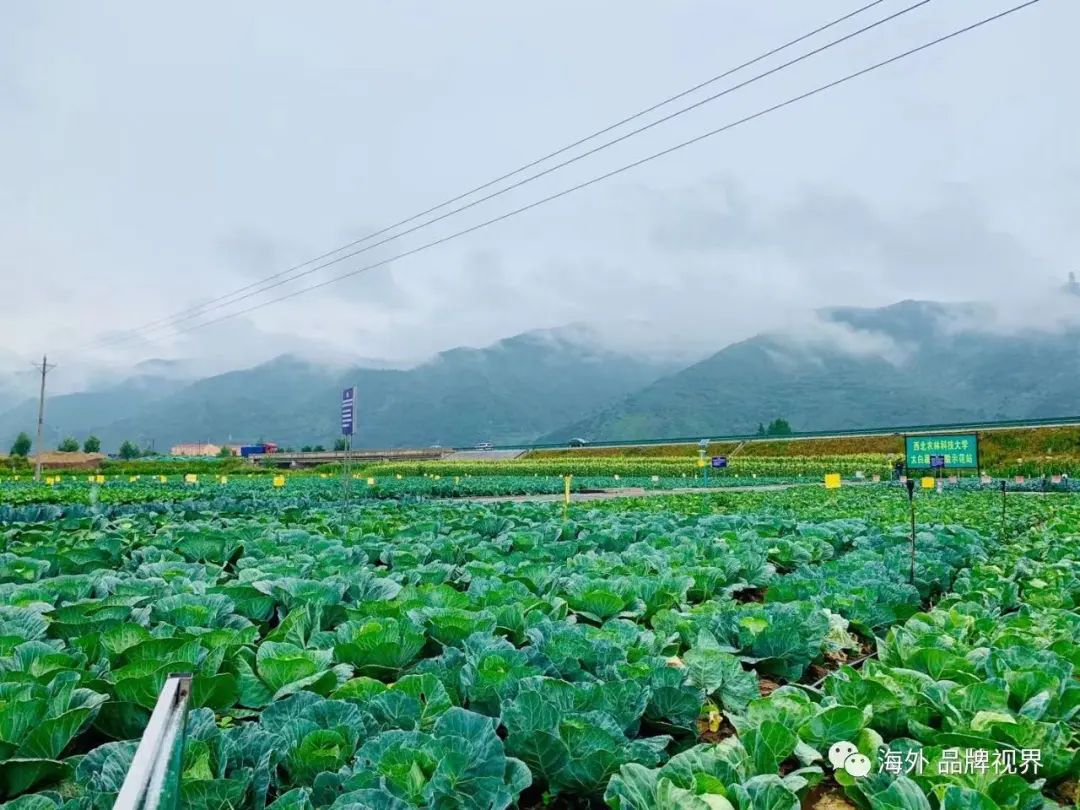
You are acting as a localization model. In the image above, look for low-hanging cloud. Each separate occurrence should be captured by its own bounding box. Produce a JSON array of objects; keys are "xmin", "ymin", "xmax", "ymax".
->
[
  {"xmin": 2, "ymin": 1, "xmax": 1076, "ymax": 390},
  {"xmin": 764, "ymin": 312, "xmax": 913, "ymax": 368}
]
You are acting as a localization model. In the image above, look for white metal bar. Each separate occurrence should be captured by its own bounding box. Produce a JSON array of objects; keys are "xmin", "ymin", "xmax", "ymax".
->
[{"xmin": 112, "ymin": 674, "xmax": 192, "ymax": 810}]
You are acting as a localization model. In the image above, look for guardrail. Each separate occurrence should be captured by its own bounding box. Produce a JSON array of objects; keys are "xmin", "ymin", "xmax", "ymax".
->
[
  {"xmin": 113, "ymin": 673, "xmax": 192, "ymax": 810},
  {"xmin": 240, "ymin": 415, "xmax": 1080, "ymax": 462},
  {"xmin": 250, "ymin": 448, "xmax": 450, "ymax": 466},
  {"xmin": 478, "ymin": 414, "xmax": 1080, "ymax": 453}
]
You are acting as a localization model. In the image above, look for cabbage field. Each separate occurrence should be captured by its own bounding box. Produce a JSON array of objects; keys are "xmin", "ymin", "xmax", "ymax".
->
[
  {"xmin": 0, "ymin": 471, "xmax": 874, "ymax": 519},
  {"xmin": 0, "ymin": 482, "xmax": 1077, "ymax": 809}
]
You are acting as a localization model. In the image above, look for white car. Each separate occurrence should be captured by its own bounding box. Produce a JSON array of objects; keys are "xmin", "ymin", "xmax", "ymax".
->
[{"xmin": 474, "ymin": 442, "xmax": 493, "ymax": 451}]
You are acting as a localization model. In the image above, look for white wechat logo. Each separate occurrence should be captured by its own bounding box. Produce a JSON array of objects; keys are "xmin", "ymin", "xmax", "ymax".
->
[{"xmin": 829, "ymin": 741, "xmax": 871, "ymax": 778}]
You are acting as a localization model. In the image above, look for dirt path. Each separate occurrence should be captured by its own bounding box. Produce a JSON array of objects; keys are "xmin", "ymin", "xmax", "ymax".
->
[{"xmin": 456, "ymin": 481, "xmax": 821, "ymax": 504}]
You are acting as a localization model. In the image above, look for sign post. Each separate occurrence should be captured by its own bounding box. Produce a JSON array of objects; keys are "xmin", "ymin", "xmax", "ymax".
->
[
  {"xmin": 340, "ymin": 386, "xmax": 356, "ymax": 506},
  {"xmin": 930, "ymin": 454, "xmax": 945, "ymax": 489},
  {"xmin": 905, "ymin": 479, "xmax": 916, "ymax": 585},
  {"xmin": 1000, "ymin": 479, "xmax": 1007, "ymax": 544}
]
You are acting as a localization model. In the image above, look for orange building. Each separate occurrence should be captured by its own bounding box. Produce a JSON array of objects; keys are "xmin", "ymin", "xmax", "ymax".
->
[{"xmin": 169, "ymin": 443, "xmax": 222, "ymax": 457}]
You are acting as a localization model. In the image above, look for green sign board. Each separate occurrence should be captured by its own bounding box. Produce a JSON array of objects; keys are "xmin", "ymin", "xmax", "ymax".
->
[{"xmin": 905, "ymin": 434, "xmax": 978, "ymax": 469}]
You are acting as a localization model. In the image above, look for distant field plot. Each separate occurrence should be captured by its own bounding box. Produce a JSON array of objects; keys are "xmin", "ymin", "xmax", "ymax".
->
[
  {"xmin": 356, "ymin": 454, "xmax": 894, "ymax": 479},
  {"xmin": 526, "ymin": 424, "xmax": 1080, "ymax": 477},
  {"xmin": 528, "ymin": 434, "xmax": 904, "ymax": 458}
]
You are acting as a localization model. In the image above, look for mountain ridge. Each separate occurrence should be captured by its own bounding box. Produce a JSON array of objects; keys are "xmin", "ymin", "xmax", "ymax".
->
[
  {"xmin": 541, "ymin": 298, "xmax": 1080, "ymax": 442},
  {"xmin": 0, "ymin": 327, "xmax": 673, "ymax": 451},
  {"xmin": 5, "ymin": 298, "xmax": 1080, "ymax": 452}
]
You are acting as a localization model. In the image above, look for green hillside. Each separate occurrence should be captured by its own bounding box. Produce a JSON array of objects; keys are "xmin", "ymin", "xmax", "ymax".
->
[
  {"xmin": 543, "ymin": 300, "xmax": 1080, "ymax": 442},
  {"xmin": 0, "ymin": 331, "xmax": 671, "ymax": 451}
]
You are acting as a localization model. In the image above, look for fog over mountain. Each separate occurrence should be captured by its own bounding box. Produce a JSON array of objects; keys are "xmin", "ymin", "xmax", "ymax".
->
[
  {"xmin": 4, "ymin": 288, "xmax": 1080, "ymax": 453},
  {"xmin": 5, "ymin": 2, "xmax": 1076, "ymax": 377},
  {"xmin": 0, "ymin": 327, "xmax": 675, "ymax": 450},
  {"xmin": 3, "ymin": 2, "xmax": 1077, "ymax": 451}
]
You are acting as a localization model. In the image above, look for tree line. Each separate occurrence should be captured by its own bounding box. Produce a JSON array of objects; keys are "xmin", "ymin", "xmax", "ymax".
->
[
  {"xmin": 9, "ymin": 434, "xmax": 352, "ymax": 459},
  {"xmin": 7, "ymin": 433, "xmax": 153, "ymax": 459},
  {"xmin": 755, "ymin": 418, "xmax": 793, "ymax": 437}
]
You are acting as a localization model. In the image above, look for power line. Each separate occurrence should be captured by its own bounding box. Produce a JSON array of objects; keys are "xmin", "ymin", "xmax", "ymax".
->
[
  {"xmin": 95, "ymin": 0, "xmax": 934, "ymax": 348},
  {"xmin": 141, "ymin": 0, "xmax": 1041, "ymax": 344},
  {"xmin": 84, "ymin": 0, "xmax": 901, "ymax": 351}
]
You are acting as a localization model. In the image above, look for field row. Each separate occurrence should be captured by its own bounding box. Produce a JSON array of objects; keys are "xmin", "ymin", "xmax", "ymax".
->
[
  {"xmin": 5, "ymin": 473, "xmax": 1080, "ymax": 525},
  {"xmin": 357, "ymin": 456, "xmax": 894, "ymax": 478},
  {"xmin": 527, "ymin": 425, "xmax": 1080, "ymax": 477}
]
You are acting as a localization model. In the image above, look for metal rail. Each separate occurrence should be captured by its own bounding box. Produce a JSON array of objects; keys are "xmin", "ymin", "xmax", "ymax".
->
[
  {"xmin": 490, "ymin": 414, "xmax": 1080, "ymax": 453},
  {"xmin": 113, "ymin": 673, "xmax": 192, "ymax": 810},
  {"xmin": 250, "ymin": 448, "xmax": 450, "ymax": 466},
  {"xmin": 247, "ymin": 415, "xmax": 1080, "ymax": 464}
]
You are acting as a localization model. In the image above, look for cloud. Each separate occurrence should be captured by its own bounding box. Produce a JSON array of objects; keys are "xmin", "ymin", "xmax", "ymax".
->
[
  {"xmin": 766, "ymin": 312, "xmax": 912, "ymax": 366},
  {"xmin": 1, "ymin": 0, "xmax": 1075, "ymax": 388},
  {"xmin": 214, "ymin": 228, "xmax": 300, "ymax": 281},
  {"xmin": 941, "ymin": 286, "xmax": 1080, "ymax": 337},
  {"xmin": 647, "ymin": 177, "xmax": 1042, "ymax": 305}
]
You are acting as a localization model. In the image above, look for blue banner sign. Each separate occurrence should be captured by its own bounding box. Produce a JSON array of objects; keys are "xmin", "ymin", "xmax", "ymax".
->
[
  {"xmin": 341, "ymin": 387, "xmax": 356, "ymax": 436},
  {"xmin": 711, "ymin": 456, "xmax": 727, "ymax": 468}
]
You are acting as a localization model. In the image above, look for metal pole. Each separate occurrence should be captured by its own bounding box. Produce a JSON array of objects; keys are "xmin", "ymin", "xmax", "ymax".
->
[
  {"xmin": 345, "ymin": 434, "xmax": 352, "ymax": 505},
  {"xmin": 906, "ymin": 478, "xmax": 916, "ymax": 586},
  {"xmin": 341, "ymin": 435, "xmax": 348, "ymax": 508},
  {"xmin": 1000, "ymin": 479, "xmax": 1007, "ymax": 542}
]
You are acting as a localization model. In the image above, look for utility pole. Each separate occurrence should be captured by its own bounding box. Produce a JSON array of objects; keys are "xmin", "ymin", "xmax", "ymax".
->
[{"xmin": 32, "ymin": 354, "xmax": 57, "ymax": 482}]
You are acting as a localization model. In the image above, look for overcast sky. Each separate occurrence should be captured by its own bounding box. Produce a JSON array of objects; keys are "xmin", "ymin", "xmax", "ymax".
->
[{"xmin": 2, "ymin": 0, "xmax": 1076, "ymax": 391}]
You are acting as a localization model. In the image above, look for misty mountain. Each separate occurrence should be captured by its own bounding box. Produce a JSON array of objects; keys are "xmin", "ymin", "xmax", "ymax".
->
[
  {"xmin": 542, "ymin": 300, "xmax": 1080, "ymax": 442},
  {"xmin": 0, "ymin": 383, "xmax": 24, "ymax": 417},
  {"xmin": 0, "ymin": 329, "xmax": 673, "ymax": 451},
  {"xmin": 6, "ymin": 298, "xmax": 1080, "ymax": 453},
  {"xmin": 0, "ymin": 373, "xmax": 191, "ymax": 450},
  {"xmin": 0, "ymin": 356, "xmax": 37, "ymax": 416}
]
